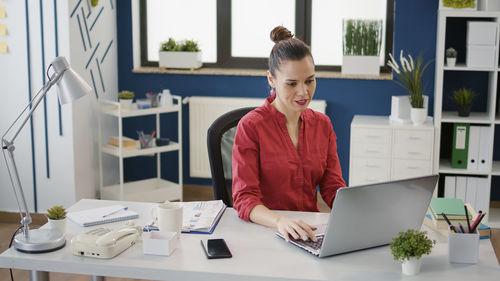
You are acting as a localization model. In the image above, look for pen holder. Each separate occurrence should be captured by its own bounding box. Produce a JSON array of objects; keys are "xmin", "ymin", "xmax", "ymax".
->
[
  {"xmin": 448, "ymin": 229, "xmax": 479, "ymax": 264},
  {"xmin": 139, "ymin": 134, "xmax": 154, "ymax": 149}
]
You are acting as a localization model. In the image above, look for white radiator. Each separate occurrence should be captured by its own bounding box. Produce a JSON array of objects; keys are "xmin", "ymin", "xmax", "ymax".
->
[{"xmin": 187, "ymin": 96, "xmax": 327, "ymax": 178}]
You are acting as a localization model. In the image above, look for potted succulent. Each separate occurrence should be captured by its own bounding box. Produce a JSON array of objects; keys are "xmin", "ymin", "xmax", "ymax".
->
[
  {"xmin": 159, "ymin": 38, "xmax": 202, "ymax": 70},
  {"xmin": 453, "ymin": 87, "xmax": 476, "ymax": 117},
  {"xmin": 46, "ymin": 205, "xmax": 67, "ymax": 233},
  {"xmin": 342, "ymin": 19, "xmax": 383, "ymax": 76},
  {"xmin": 118, "ymin": 90, "xmax": 134, "ymax": 109},
  {"xmin": 390, "ymin": 229, "xmax": 436, "ymax": 276},
  {"xmin": 388, "ymin": 50, "xmax": 432, "ymax": 125},
  {"xmin": 446, "ymin": 47, "xmax": 457, "ymax": 67}
]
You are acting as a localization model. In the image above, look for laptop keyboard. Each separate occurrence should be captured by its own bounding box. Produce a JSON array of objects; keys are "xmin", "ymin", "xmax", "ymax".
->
[{"xmin": 292, "ymin": 234, "xmax": 324, "ymax": 251}]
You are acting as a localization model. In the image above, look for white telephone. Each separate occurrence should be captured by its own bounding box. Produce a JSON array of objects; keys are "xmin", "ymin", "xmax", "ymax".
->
[{"xmin": 70, "ymin": 226, "xmax": 140, "ymax": 259}]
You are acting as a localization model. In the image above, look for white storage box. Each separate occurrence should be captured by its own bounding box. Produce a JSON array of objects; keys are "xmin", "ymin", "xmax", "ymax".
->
[
  {"xmin": 466, "ymin": 45, "xmax": 496, "ymax": 68},
  {"xmin": 467, "ymin": 21, "xmax": 498, "ymax": 45},
  {"xmin": 479, "ymin": 0, "xmax": 500, "ymax": 11},
  {"xmin": 142, "ymin": 231, "xmax": 177, "ymax": 256}
]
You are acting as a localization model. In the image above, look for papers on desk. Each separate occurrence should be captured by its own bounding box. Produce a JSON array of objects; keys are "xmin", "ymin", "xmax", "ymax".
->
[
  {"xmin": 181, "ymin": 200, "xmax": 226, "ymax": 234},
  {"xmin": 67, "ymin": 205, "xmax": 139, "ymax": 227}
]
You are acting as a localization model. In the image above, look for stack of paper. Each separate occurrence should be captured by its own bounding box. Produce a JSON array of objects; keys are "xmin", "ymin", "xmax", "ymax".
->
[{"xmin": 67, "ymin": 205, "xmax": 139, "ymax": 227}]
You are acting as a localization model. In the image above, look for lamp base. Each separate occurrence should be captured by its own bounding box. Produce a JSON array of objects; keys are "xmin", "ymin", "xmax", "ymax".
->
[{"xmin": 14, "ymin": 228, "xmax": 66, "ymax": 253}]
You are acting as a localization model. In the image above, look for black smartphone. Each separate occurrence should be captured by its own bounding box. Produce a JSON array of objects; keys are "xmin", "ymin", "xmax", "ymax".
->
[{"xmin": 200, "ymin": 238, "xmax": 232, "ymax": 259}]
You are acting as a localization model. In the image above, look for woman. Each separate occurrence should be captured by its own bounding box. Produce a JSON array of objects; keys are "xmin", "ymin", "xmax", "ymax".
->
[{"xmin": 232, "ymin": 26, "xmax": 345, "ymax": 242}]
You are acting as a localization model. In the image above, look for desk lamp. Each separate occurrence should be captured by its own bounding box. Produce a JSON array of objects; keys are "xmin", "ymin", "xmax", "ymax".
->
[{"xmin": 1, "ymin": 56, "xmax": 92, "ymax": 253}]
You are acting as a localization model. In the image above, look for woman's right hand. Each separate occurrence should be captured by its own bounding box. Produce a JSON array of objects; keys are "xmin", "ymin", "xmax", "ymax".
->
[{"xmin": 275, "ymin": 215, "xmax": 317, "ymax": 242}]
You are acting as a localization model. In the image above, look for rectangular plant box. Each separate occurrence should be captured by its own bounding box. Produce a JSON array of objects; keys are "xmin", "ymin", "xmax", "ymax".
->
[
  {"xmin": 439, "ymin": 0, "xmax": 477, "ymax": 10},
  {"xmin": 342, "ymin": 56, "xmax": 380, "ymax": 76},
  {"xmin": 159, "ymin": 51, "xmax": 202, "ymax": 69}
]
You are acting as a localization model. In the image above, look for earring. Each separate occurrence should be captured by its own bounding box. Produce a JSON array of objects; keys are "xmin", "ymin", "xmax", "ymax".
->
[{"xmin": 270, "ymin": 88, "xmax": 276, "ymax": 98}]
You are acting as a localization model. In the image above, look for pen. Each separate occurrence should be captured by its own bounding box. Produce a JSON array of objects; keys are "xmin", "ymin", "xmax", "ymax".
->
[
  {"xmin": 442, "ymin": 213, "xmax": 456, "ymax": 233},
  {"xmin": 102, "ymin": 207, "xmax": 128, "ymax": 218},
  {"xmin": 470, "ymin": 212, "xmax": 486, "ymax": 234},
  {"xmin": 136, "ymin": 130, "xmax": 145, "ymax": 146},
  {"xmin": 458, "ymin": 222, "xmax": 465, "ymax": 233},
  {"xmin": 464, "ymin": 205, "xmax": 471, "ymax": 233},
  {"xmin": 450, "ymin": 225, "xmax": 456, "ymax": 233}
]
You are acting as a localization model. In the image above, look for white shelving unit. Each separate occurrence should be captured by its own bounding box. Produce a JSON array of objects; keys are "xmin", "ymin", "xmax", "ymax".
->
[
  {"xmin": 97, "ymin": 96, "xmax": 183, "ymax": 202},
  {"xmin": 433, "ymin": 10, "xmax": 500, "ymax": 227}
]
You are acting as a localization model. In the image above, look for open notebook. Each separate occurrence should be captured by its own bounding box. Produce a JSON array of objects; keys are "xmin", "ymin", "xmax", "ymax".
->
[{"xmin": 67, "ymin": 205, "xmax": 139, "ymax": 227}]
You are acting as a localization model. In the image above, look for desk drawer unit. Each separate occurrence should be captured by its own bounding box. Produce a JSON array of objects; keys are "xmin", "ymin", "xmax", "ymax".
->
[
  {"xmin": 393, "ymin": 130, "xmax": 433, "ymax": 160},
  {"xmin": 392, "ymin": 159, "xmax": 433, "ymax": 180},
  {"xmin": 350, "ymin": 157, "xmax": 390, "ymax": 186}
]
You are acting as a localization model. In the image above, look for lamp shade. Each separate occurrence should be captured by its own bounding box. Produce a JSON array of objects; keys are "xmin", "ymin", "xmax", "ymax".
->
[{"xmin": 51, "ymin": 56, "xmax": 92, "ymax": 104}]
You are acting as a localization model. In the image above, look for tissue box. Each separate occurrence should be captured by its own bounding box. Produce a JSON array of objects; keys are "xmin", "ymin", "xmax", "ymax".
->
[
  {"xmin": 448, "ymin": 230, "xmax": 479, "ymax": 264},
  {"xmin": 142, "ymin": 231, "xmax": 177, "ymax": 256},
  {"xmin": 467, "ymin": 21, "xmax": 498, "ymax": 46},
  {"xmin": 466, "ymin": 45, "xmax": 496, "ymax": 68}
]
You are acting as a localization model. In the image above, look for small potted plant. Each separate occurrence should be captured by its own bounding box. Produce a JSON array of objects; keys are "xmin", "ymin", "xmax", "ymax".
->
[
  {"xmin": 118, "ymin": 90, "xmax": 134, "ymax": 109},
  {"xmin": 159, "ymin": 38, "xmax": 202, "ymax": 70},
  {"xmin": 46, "ymin": 205, "xmax": 67, "ymax": 233},
  {"xmin": 453, "ymin": 87, "xmax": 476, "ymax": 117},
  {"xmin": 446, "ymin": 47, "xmax": 457, "ymax": 67},
  {"xmin": 342, "ymin": 19, "xmax": 383, "ymax": 76},
  {"xmin": 390, "ymin": 229, "xmax": 436, "ymax": 276}
]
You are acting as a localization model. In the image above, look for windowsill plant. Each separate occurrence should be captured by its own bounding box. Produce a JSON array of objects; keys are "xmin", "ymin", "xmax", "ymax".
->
[
  {"xmin": 388, "ymin": 50, "xmax": 432, "ymax": 125},
  {"xmin": 342, "ymin": 19, "xmax": 383, "ymax": 76},
  {"xmin": 118, "ymin": 90, "xmax": 135, "ymax": 109},
  {"xmin": 446, "ymin": 47, "xmax": 457, "ymax": 67},
  {"xmin": 453, "ymin": 87, "xmax": 476, "ymax": 117},
  {"xmin": 159, "ymin": 38, "xmax": 202, "ymax": 70},
  {"xmin": 390, "ymin": 229, "xmax": 436, "ymax": 275}
]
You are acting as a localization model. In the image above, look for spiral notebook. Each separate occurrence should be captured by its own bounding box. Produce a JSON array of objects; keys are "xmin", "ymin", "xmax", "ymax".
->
[{"xmin": 67, "ymin": 205, "xmax": 139, "ymax": 227}]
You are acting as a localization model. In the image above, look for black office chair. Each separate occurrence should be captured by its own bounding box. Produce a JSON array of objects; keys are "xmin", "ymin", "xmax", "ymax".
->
[{"xmin": 207, "ymin": 107, "xmax": 256, "ymax": 207}]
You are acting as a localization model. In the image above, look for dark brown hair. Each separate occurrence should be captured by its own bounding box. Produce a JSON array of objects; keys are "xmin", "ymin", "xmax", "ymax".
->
[{"xmin": 268, "ymin": 26, "xmax": 313, "ymax": 77}]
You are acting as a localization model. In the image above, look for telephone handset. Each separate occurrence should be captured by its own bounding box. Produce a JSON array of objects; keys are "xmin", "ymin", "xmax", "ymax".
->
[{"xmin": 70, "ymin": 226, "xmax": 140, "ymax": 259}]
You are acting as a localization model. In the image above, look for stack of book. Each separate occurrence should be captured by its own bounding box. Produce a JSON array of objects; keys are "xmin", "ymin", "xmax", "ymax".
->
[
  {"xmin": 108, "ymin": 136, "xmax": 138, "ymax": 149},
  {"xmin": 423, "ymin": 198, "xmax": 491, "ymax": 239}
]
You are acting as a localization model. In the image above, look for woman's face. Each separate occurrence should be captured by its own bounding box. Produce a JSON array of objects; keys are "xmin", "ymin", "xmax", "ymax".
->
[{"xmin": 268, "ymin": 56, "xmax": 316, "ymax": 116}]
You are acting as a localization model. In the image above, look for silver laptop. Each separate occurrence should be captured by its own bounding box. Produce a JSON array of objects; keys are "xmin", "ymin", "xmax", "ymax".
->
[{"xmin": 276, "ymin": 175, "xmax": 438, "ymax": 258}]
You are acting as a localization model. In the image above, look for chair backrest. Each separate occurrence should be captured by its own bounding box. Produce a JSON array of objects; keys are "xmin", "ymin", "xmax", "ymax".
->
[{"xmin": 207, "ymin": 107, "xmax": 256, "ymax": 206}]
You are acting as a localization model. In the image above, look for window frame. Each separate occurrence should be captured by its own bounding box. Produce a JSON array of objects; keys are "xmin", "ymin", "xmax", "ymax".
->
[{"xmin": 140, "ymin": 0, "xmax": 394, "ymax": 73}]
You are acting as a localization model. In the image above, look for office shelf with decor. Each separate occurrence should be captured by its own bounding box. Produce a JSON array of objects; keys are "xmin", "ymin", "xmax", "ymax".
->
[
  {"xmin": 97, "ymin": 96, "xmax": 183, "ymax": 202},
  {"xmin": 433, "ymin": 10, "xmax": 500, "ymax": 227}
]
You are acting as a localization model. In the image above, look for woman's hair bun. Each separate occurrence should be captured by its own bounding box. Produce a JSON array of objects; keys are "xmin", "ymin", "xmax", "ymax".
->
[{"xmin": 270, "ymin": 26, "xmax": 293, "ymax": 44}]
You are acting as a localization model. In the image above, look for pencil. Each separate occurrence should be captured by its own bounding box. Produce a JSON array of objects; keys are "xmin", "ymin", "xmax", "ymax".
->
[
  {"xmin": 464, "ymin": 205, "xmax": 471, "ymax": 233},
  {"xmin": 470, "ymin": 212, "xmax": 486, "ymax": 234}
]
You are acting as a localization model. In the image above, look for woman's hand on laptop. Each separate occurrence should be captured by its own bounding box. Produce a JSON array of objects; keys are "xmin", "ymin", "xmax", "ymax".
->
[{"xmin": 276, "ymin": 216, "xmax": 317, "ymax": 242}]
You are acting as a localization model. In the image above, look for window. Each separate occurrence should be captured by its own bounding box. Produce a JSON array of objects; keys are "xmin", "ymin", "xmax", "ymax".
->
[{"xmin": 141, "ymin": 0, "xmax": 394, "ymax": 72}]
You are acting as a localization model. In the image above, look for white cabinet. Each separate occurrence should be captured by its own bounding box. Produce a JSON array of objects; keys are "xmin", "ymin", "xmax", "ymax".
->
[
  {"xmin": 349, "ymin": 115, "xmax": 434, "ymax": 187},
  {"xmin": 433, "ymin": 10, "xmax": 500, "ymax": 226},
  {"xmin": 97, "ymin": 96, "xmax": 183, "ymax": 202}
]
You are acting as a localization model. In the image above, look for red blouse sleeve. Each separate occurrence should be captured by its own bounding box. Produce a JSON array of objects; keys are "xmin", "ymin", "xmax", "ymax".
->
[
  {"xmin": 319, "ymin": 123, "xmax": 346, "ymax": 208},
  {"xmin": 232, "ymin": 117, "xmax": 264, "ymax": 221}
]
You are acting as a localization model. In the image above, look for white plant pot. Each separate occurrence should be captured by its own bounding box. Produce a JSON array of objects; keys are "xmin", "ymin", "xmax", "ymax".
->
[
  {"xmin": 411, "ymin": 107, "xmax": 427, "ymax": 126},
  {"xmin": 446, "ymin": 57, "xmax": 456, "ymax": 67},
  {"xmin": 342, "ymin": 55, "xmax": 380, "ymax": 76},
  {"xmin": 159, "ymin": 51, "xmax": 202, "ymax": 69},
  {"xmin": 119, "ymin": 99, "xmax": 133, "ymax": 109},
  {"xmin": 401, "ymin": 257, "xmax": 422, "ymax": 275},
  {"xmin": 47, "ymin": 218, "xmax": 66, "ymax": 234}
]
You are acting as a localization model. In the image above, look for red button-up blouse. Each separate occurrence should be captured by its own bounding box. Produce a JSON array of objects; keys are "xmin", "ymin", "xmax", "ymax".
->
[{"xmin": 232, "ymin": 97, "xmax": 346, "ymax": 221}]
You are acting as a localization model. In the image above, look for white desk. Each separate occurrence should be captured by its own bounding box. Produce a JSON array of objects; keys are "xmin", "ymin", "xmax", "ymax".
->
[{"xmin": 0, "ymin": 199, "xmax": 499, "ymax": 281}]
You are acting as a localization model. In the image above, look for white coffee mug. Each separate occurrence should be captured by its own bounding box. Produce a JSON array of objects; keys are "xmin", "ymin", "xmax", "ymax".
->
[{"xmin": 151, "ymin": 202, "xmax": 183, "ymax": 238}]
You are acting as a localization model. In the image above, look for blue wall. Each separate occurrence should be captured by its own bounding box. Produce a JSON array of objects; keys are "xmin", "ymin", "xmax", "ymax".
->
[{"xmin": 116, "ymin": 1, "xmax": 438, "ymax": 186}]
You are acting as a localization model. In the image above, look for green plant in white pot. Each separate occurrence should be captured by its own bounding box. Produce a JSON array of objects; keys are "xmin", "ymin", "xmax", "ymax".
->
[
  {"xmin": 390, "ymin": 229, "xmax": 436, "ymax": 276},
  {"xmin": 388, "ymin": 50, "xmax": 432, "ymax": 126},
  {"xmin": 342, "ymin": 19, "xmax": 383, "ymax": 76},
  {"xmin": 159, "ymin": 38, "xmax": 202, "ymax": 70},
  {"xmin": 446, "ymin": 47, "xmax": 457, "ymax": 67},
  {"xmin": 46, "ymin": 205, "xmax": 67, "ymax": 234},
  {"xmin": 118, "ymin": 90, "xmax": 134, "ymax": 109}
]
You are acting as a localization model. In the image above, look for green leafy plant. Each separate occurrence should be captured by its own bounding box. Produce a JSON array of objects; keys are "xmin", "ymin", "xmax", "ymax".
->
[
  {"xmin": 387, "ymin": 50, "xmax": 432, "ymax": 108},
  {"xmin": 390, "ymin": 229, "xmax": 435, "ymax": 262},
  {"xmin": 442, "ymin": 0, "xmax": 476, "ymax": 8},
  {"xmin": 118, "ymin": 90, "xmax": 134, "ymax": 100},
  {"xmin": 46, "ymin": 205, "xmax": 66, "ymax": 220},
  {"xmin": 343, "ymin": 19, "xmax": 383, "ymax": 56},
  {"xmin": 160, "ymin": 38, "xmax": 200, "ymax": 52},
  {"xmin": 446, "ymin": 48, "xmax": 457, "ymax": 58},
  {"xmin": 453, "ymin": 87, "xmax": 476, "ymax": 107}
]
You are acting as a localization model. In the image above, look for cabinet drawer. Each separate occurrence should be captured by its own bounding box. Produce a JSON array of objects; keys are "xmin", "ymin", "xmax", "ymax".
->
[
  {"xmin": 351, "ymin": 128, "xmax": 392, "ymax": 144},
  {"xmin": 351, "ymin": 141, "xmax": 391, "ymax": 158},
  {"xmin": 350, "ymin": 157, "xmax": 390, "ymax": 186},
  {"xmin": 393, "ymin": 130, "xmax": 433, "ymax": 159},
  {"xmin": 391, "ymin": 159, "xmax": 432, "ymax": 180}
]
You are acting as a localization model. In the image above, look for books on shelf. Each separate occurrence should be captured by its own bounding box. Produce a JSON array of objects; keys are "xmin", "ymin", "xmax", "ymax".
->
[
  {"xmin": 108, "ymin": 136, "xmax": 137, "ymax": 149},
  {"xmin": 429, "ymin": 198, "xmax": 472, "ymax": 220},
  {"xmin": 67, "ymin": 205, "xmax": 139, "ymax": 227},
  {"xmin": 181, "ymin": 200, "xmax": 226, "ymax": 234}
]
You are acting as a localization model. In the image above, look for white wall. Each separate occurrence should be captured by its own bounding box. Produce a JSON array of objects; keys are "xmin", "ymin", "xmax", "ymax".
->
[{"xmin": 0, "ymin": 0, "xmax": 118, "ymax": 213}]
